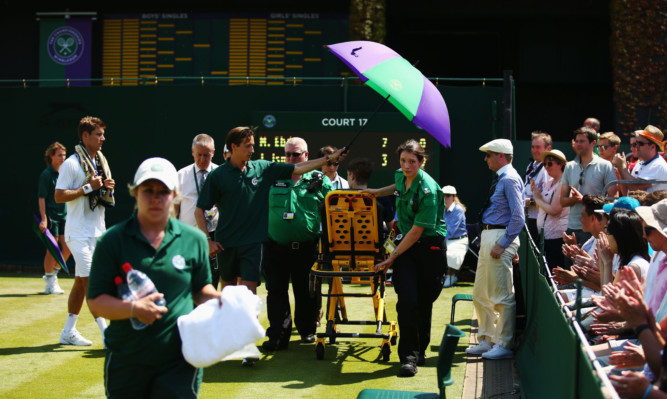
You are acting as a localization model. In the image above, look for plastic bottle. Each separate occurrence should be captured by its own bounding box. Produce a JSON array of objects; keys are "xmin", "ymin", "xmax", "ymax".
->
[
  {"xmin": 121, "ymin": 263, "xmax": 166, "ymax": 308},
  {"xmin": 114, "ymin": 275, "xmax": 147, "ymax": 330}
]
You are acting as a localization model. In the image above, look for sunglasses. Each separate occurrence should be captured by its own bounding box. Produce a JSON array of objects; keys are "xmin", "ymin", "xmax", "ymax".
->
[
  {"xmin": 444, "ymin": 194, "xmax": 454, "ymax": 198},
  {"xmin": 285, "ymin": 151, "xmax": 304, "ymax": 158},
  {"xmin": 598, "ymin": 145, "xmax": 613, "ymax": 151},
  {"xmin": 579, "ymin": 169, "xmax": 585, "ymax": 186},
  {"xmin": 631, "ymin": 141, "xmax": 649, "ymax": 148},
  {"xmin": 545, "ymin": 160, "xmax": 562, "ymax": 167},
  {"xmin": 645, "ymin": 226, "xmax": 657, "ymax": 236}
]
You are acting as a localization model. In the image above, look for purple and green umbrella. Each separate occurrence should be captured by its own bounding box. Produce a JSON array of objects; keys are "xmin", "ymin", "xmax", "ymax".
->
[
  {"xmin": 328, "ymin": 40, "xmax": 451, "ymax": 148},
  {"xmin": 32, "ymin": 213, "xmax": 69, "ymax": 275}
]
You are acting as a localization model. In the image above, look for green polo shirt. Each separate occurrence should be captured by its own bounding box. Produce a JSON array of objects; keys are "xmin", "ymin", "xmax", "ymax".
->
[
  {"xmin": 88, "ymin": 214, "xmax": 211, "ymax": 365},
  {"xmin": 394, "ymin": 168, "xmax": 447, "ymax": 237},
  {"xmin": 37, "ymin": 165, "xmax": 66, "ymax": 220},
  {"xmin": 197, "ymin": 159, "xmax": 295, "ymax": 247},
  {"xmin": 268, "ymin": 171, "xmax": 333, "ymax": 244}
]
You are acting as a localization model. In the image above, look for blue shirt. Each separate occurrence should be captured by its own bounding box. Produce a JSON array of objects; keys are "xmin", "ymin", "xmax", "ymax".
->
[
  {"xmin": 444, "ymin": 203, "xmax": 467, "ymax": 239},
  {"xmin": 481, "ymin": 164, "xmax": 526, "ymax": 248}
]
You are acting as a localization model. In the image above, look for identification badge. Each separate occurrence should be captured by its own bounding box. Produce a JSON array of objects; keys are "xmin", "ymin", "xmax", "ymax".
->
[
  {"xmin": 283, "ymin": 212, "xmax": 295, "ymax": 220},
  {"xmin": 383, "ymin": 237, "xmax": 396, "ymax": 254}
]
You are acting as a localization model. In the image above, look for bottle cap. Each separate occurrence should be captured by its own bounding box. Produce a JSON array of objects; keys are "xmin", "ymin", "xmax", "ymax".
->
[
  {"xmin": 114, "ymin": 276, "xmax": 122, "ymax": 285},
  {"xmin": 121, "ymin": 263, "xmax": 133, "ymax": 273}
]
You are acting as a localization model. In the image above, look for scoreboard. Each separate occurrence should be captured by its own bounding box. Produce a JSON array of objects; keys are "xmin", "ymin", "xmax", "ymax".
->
[
  {"xmin": 101, "ymin": 12, "xmax": 349, "ymax": 85},
  {"xmin": 251, "ymin": 111, "xmax": 440, "ymax": 185}
]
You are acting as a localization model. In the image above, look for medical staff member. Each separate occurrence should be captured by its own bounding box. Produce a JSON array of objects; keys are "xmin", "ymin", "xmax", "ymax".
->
[
  {"xmin": 88, "ymin": 157, "xmax": 220, "ymax": 398},
  {"xmin": 368, "ymin": 139, "xmax": 447, "ymax": 378}
]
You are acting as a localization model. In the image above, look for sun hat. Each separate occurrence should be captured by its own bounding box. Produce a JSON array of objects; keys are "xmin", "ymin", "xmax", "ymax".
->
[
  {"xmin": 635, "ymin": 199, "xmax": 667, "ymax": 238},
  {"xmin": 133, "ymin": 157, "xmax": 178, "ymax": 190},
  {"xmin": 479, "ymin": 139, "xmax": 513, "ymax": 155},
  {"xmin": 635, "ymin": 125, "xmax": 664, "ymax": 152},
  {"xmin": 595, "ymin": 196, "xmax": 640, "ymax": 214},
  {"xmin": 540, "ymin": 149, "xmax": 567, "ymax": 164},
  {"xmin": 441, "ymin": 185, "xmax": 457, "ymax": 195}
]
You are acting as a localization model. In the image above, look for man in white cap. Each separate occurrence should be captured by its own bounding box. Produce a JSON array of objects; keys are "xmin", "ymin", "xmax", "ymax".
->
[
  {"xmin": 559, "ymin": 127, "xmax": 616, "ymax": 258},
  {"xmin": 174, "ymin": 133, "xmax": 220, "ymax": 287},
  {"xmin": 466, "ymin": 138, "xmax": 524, "ymax": 360},
  {"xmin": 613, "ymin": 125, "xmax": 667, "ymax": 193}
]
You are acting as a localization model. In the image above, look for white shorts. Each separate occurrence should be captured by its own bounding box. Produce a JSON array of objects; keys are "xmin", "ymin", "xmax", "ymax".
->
[{"xmin": 66, "ymin": 237, "xmax": 98, "ymax": 277}]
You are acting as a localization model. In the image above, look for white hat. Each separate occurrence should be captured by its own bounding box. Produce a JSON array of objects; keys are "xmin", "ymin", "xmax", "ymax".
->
[
  {"xmin": 441, "ymin": 185, "xmax": 457, "ymax": 195},
  {"xmin": 223, "ymin": 144, "xmax": 230, "ymax": 153},
  {"xmin": 133, "ymin": 157, "xmax": 178, "ymax": 190},
  {"xmin": 479, "ymin": 139, "xmax": 513, "ymax": 155},
  {"xmin": 635, "ymin": 199, "xmax": 667, "ymax": 238}
]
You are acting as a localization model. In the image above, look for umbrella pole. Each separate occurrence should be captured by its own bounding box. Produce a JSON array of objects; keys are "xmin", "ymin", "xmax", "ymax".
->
[{"xmin": 343, "ymin": 94, "xmax": 391, "ymax": 153}]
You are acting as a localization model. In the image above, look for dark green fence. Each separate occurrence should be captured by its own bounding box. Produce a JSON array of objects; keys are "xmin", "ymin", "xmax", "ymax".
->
[{"xmin": 516, "ymin": 230, "xmax": 614, "ymax": 399}]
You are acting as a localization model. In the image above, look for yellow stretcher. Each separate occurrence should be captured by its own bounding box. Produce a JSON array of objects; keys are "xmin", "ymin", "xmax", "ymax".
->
[{"xmin": 310, "ymin": 190, "xmax": 398, "ymax": 361}]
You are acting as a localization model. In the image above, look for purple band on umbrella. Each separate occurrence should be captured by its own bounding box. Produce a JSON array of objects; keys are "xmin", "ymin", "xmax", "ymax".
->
[
  {"xmin": 327, "ymin": 41, "xmax": 400, "ymax": 82},
  {"xmin": 413, "ymin": 77, "xmax": 451, "ymax": 148}
]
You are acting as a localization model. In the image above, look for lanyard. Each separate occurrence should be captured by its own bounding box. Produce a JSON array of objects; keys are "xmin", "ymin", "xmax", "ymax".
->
[{"xmin": 194, "ymin": 167, "xmax": 203, "ymax": 195}]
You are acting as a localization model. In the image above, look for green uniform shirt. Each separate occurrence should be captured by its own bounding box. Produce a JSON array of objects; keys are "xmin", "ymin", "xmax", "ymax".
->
[
  {"xmin": 394, "ymin": 168, "xmax": 447, "ymax": 237},
  {"xmin": 87, "ymin": 213, "xmax": 211, "ymax": 365},
  {"xmin": 197, "ymin": 159, "xmax": 295, "ymax": 247},
  {"xmin": 268, "ymin": 171, "xmax": 333, "ymax": 244},
  {"xmin": 37, "ymin": 165, "xmax": 66, "ymax": 220}
]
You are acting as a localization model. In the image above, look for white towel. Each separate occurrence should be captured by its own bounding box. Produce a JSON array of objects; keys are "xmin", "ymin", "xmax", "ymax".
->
[{"xmin": 177, "ymin": 285, "xmax": 265, "ymax": 368}]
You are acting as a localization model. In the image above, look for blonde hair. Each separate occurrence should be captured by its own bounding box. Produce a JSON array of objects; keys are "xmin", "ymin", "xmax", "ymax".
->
[
  {"xmin": 453, "ymin": 196, "xmax": 467, "ymax": 213},
  {"xmin": 44, "ymin": 142, "xmax": 66, "ymax": 165}
]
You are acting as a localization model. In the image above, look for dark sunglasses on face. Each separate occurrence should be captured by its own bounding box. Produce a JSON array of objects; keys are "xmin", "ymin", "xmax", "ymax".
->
[
  {"xmin": 285, "ymin": 151, "xmax": 304, "ymax": 158},
  {"xmin": 631, "ymin": 141, "xmax": 648, "ymax": 148},
  {"xmin": 444, "ymin": 194, "xmax": 454, "ymax": 198},
  {"xmin": 645, "ymin": 226, "xmax": 657, "ymax": 236},
  {"xmin": 598, "ymin": 145, "xmax": 613, "ymax": 151},
  {"xmin": 545, "ymin": 161, "xmax": 561, "ymax": 167}
]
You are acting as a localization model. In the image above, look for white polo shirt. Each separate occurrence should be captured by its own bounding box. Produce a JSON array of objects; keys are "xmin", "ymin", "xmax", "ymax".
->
[
  {"xmin": 632, "ymin": 154, "xmax": 667, "ymax": 192},
  {"xmin": 174, "ymin": 162, "xmax": 218, "ymax": 230},
  {"xmin": 55, "ymin": 154, "xmax": 106, "ymax": 240}
]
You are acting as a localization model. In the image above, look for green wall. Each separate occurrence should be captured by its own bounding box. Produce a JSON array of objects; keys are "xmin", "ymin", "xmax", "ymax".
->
[{"xmin": 2, "ymin": 84, "xmax": 504, "ymax": 266}]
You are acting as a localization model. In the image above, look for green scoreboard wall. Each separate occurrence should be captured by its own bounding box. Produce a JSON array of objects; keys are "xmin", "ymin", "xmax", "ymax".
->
[{"xmin": 1, "ymin": 83, "xmax": 504, "ymax": 266}]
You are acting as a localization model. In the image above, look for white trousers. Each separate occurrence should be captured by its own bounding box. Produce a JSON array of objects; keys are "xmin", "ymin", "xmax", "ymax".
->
[{"xmin": 472, "ymin": 229, "xmax": 519, "ymax": 348}]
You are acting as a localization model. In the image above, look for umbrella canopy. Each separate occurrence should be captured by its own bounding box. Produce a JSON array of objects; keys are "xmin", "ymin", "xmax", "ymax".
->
[
  {"xmin": 32, "ymin": 214, "xmax": 69, "ymax": 275},
  {"xmin": 328, "ymin": 41, "xmax": 451, "ymax": 148}
]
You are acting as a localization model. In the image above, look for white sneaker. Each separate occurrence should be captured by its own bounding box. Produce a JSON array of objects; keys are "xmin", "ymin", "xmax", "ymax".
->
[
  {"xmin": 443, "ymin": 275, "xmax": 451, "ymax": 288},
  {"xmin": 465, "ymin": 340, "xmax": 493, "ymax": 355},
  {"xmin": 482, "ymin": 343, "xmax": 513, "ymax": 360},
  {"xmin": 59, "ymin": 329, "xmax": 92, "ymax": 346},
  {"xmin": 43, "ymin": 275, "xmax": 63, "ymax": 295},
  {"xmin": 449, "ymin": 275, "xmax": 458, "ymax": 286}
]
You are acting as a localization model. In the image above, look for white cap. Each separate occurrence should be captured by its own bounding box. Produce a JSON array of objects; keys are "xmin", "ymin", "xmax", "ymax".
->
[
  {"xmin": 133, "ymin": 157, "xmax": 178, "ymax": 190},
  {"xmin": 441, "ymin": 185, "xmax": 457, "ymax": 195},
  {"xmin": 479, "ymin": 139, "xmax": 513, "ymax": 155}
]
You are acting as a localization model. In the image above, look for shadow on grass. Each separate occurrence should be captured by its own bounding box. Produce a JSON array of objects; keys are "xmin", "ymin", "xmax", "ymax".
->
[
  {"xmin": 0, "ymin": 293, "xmax": 52, "ymax": 298},
  {"xmin": 203, "ymin": 340, "xmax": 397, "ymax": 389},
  {"xmin": 0, "ymin": 343, "xmax": 93, "ymax": 355}
]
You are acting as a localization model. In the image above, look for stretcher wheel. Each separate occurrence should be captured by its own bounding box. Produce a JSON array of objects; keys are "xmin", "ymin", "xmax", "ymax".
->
[
  {"xmin": 381, "ymin": 343, "xmax": 391, "ymax": 362},
  {"xmin": 316, "ymin": 343, "xmax": 325, "ymax": 360},
  {"xmin": 390, "ymin": 335, "xmax": 397, "ymax": 346}
]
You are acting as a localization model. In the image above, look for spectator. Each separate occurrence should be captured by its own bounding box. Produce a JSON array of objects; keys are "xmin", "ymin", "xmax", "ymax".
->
[
  {"xmin": 319, "ymin": 145, "xmax": 349, "ymax": 190},
  {"xmin": 560, "ymin": 127, "xmax": 617, "ymax": 263},
  {"xmin": 441, "ymin": 185, "xmax": 468, "ymax": 288},
  {"xmin": 627, "ymin": 133, "xmax": 641, "ymax": 172},
  {"xmin": 522, "ymin": 131, "xmax": 551, "ymax": 243},
  {"xmin": 584, "ymin": 117, "xmax": 601, "ymax": 133},
  {"xmin": 531, "ymin": 149, "xmax": 569, "ymax": 270},
  {"xmin": 614, "ymin": 125, "xmax": 667, "ymax": 193},
  {"xmin": 598, "ymin": 132, "xmax": 621, "ymax": 163}
]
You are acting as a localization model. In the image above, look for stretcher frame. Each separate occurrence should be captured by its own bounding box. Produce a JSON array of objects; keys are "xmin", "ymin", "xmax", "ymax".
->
[{"xmin": 310, "ymin": 190, "xmax": 398, "ymax": 361}]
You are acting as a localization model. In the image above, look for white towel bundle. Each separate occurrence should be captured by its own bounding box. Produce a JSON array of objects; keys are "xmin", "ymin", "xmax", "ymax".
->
[{"xmin": 177, "ymin": 285, "xmax": 265, "ymax": 367}]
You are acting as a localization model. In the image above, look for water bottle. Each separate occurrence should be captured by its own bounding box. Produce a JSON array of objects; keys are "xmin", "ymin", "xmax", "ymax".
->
[
  {"xmin": 121, "ymin": 263, "xmax": 166, "ymax": 308},
  {"xmin": 114, "ymin": 276, "xmax": 147, "ymax": 330}
]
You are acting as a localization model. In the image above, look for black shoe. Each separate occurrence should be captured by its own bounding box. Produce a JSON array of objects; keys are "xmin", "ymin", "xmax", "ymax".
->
[
  {"xmin": 242, "ymin": 357, "xmax": 258, "ymax": 366},
  {"xmin": 417, "ymin": 354, "xmax": 426, "ymax": 366},
  {"xmin": 398, "ymin": 363, "xmax": 418, "ymax": 377},
  {"xmin": 301, "ymin": 334, "xmax": 315, "ymax": 344},
  {"xmin": 262, "ymin": 338, "xmax": 288, "ymax": 351}
]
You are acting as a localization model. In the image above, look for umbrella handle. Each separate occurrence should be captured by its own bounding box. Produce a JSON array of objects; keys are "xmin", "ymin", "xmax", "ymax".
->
[{"xmin": 343, "ymin": 94, "xmax": 391, "ymax": 154}]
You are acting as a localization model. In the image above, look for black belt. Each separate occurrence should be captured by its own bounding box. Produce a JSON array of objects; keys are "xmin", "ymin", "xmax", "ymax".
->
[
  {"xmin": 448, "ymin": 234, "xmax": 468, "ymax": 240},
  {"xmin": 481, "ymin": 224, "xmax": 507, "ymax": 230},
  {"xmin": 269, "ymin": 239, "xmax": 316, "ymax": 250}
]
